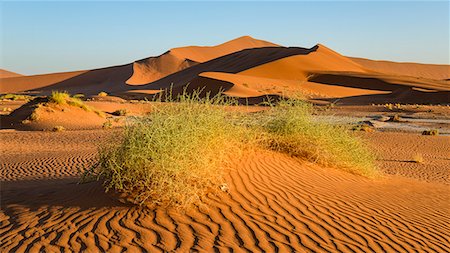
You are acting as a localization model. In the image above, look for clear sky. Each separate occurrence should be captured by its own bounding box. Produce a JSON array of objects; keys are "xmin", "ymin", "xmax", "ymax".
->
[{"xmin": 1, "ymin": 1, "xmax": 449, "ymax": 75}]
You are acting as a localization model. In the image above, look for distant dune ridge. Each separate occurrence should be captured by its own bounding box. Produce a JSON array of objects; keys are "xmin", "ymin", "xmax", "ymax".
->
[
  {"xmin": 1, "ymin": 36, "xmax": 449, "ymax": 104},
  {"xmin": 0, "ymin": 69, "xmax": 22, "ymax": 78}
]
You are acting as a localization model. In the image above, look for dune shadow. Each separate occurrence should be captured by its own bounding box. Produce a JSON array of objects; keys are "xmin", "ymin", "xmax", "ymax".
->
[{"xmin": 1, "ymin": 178, "xmax": 130, "ymax": 210}]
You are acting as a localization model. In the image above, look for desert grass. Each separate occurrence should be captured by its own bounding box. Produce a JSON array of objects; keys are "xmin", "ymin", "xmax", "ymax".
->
[
  {"xmin": 49, "ymin": 91, "xmax": 104, "ymax": 116},
  {"xmin": 257, "ymin": 99, "xmax": 376, "ymax": 177},
  {"xmin": 412, "ymin": 153, "xmax": 424, "ymax": 164},
  {"xmin": 85, "ymin": 93, "xmax": 377, "ymax": 208},
  {"xmin": 0, "ymin": 93, "xmax": 32, "ymax": 101},
  {"xmin": 52, "ymin": 125, "xmax": 65, "ymax": 132},
  {"xmin": 84, "ymin": 92, "xmax": 247, "ymax": 208}
]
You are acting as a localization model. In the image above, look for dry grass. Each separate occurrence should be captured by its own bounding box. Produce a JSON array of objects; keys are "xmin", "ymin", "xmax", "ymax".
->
[
  {"xmin": 84, "ymin": 93, "xmax": 377, "ymax": 209},
  {"xmin": 84, "ymin": 92, "xmax": 246, "ymax": 208},
  {"xmin": 52, "ymin": 125, "xmax": 65, "ymax": 132},
  {"xmin": 48, "ymin": 91, "xmax": 104, "ymax": 116},
  {"xmin": 422, "ymin": 129, "xmax": 439, "ymax": 136},
  {"xmin": 98, "ymin": 91, "xmax": 108, "ymax": 97},
  {"xmin": 412, "ymin": 153, "xmax": 424, "ymax": 164},
  {"xmin": 0, "ymin": 94, "xmax": 32, "ymax": 101},
  {"xmin": 257, "ymin": 99, "xmax": 377, "ymax": 177}
]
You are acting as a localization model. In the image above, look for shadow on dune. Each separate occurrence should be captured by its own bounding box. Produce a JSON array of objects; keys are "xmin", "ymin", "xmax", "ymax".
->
[
  {"xmin": 25, "ymin": 46, "xmax": 318, "ymax": 100},
  {"xmin": 1, "ymin": 178, "xmax": 129, "ymax": 210},
  {"xmin": 318, "ymin": 88, "xmax": 450, "ymax": 105},
  {"xmin": 308, "ymin": 72, "xmax": 450, "ymax": 105}
]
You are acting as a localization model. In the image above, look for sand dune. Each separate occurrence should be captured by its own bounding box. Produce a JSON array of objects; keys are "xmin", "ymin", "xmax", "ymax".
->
[
  {"xmin": 1, "ymin": 36, "xmax": 449, "ymax": 105},
  {"xmin": 127, "ymin": 36, "xmax": 278, "ymax": 85},
  {"xmin": 2, "ymin": 97, "xmax": 107, "ymax": 131},
  {"xmin": 1, "ymin": 130, "xmax": 449, "ymax": 252},
  {"xmin": 0, "ymin": 69, "xmax": 22, "ymax": 79},
  {"xmin": 350, "ymin": 57, "xmax": 450, "ymax": 80}
]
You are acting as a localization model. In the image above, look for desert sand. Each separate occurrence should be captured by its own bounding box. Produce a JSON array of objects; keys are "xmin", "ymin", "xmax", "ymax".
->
[
  {"xmin": 1, "ymin": 36, "xmax": 449, "ymax": 252},
  {"xmin": 1, "ymin": 129, "xmax": 449, "ymax": 252}
]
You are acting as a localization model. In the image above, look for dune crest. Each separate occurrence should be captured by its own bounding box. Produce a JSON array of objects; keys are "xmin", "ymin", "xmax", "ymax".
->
[
  {"xmin": 0, "ymin": 69, "xmax": 22, "ymax": 79},
  {"xmin": 126, "ymin": 36, "xmax": 278, "ymax": 85}
]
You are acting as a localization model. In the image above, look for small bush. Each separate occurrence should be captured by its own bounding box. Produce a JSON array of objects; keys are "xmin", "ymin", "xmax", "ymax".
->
[
  {"xmin": 422, "ymin": 129, "xmax": 439, "ymax": 136},
  {"xmin": 48, "ymin": 91, "xmax": 102, "ymax": 114},
  {"xmin": 112, "ymin": 109, "xmax": 128, "ymax": 116},
  {"xmin": 98, "ymin": 91, "xmax": 108, "ymax": 97},
  {"xmin": 49, "ymin": 91, "xmax": 71, "ymax": 104},
  {"xmin": 259, "ymin": 99, "xmax": 376, "ymax": 177},
  {"xmin": 52, "ymin": 125, "xmax": 65, "ymax": 132},
  {"xmin": 412, "ymin": 153, "xmax": 424, "ymax": 164},
  {"xmin": 84, "ymin": 92, "xmax": 245, "ymax": 208}
]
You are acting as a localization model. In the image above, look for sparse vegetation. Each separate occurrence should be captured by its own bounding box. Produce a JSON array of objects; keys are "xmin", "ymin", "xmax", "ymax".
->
[
  {"xmin": 0, "ymin": 94, "xmax": 32, "ymax": 101},
  {"xmin": 52, "ymin": 125, "xmax": 65, "ymax": 132},
  {"xmin": 422, "ymin": 129, "xmax": 439, "ymax": 136},
  {"xmin": 258, "ymin": 99, "xmax": 376, "ymax": 177},
  {"xmin": 412, "ymin": 153, "xmax": 424, "ymax": 164},
  {"xmin": 112, "ymin": 109, "xmax": 128, "ymax": 116},
  {"xmin": 48, "ymin": 91, "xmax": 103, "ymax": 116},
  {"xmin": 102, "ymin": 120, "xmax": 113, "ymax": 129},
  {"xmin": 98, "ymin": 91, "xmax": 108, "ymax": 97},
  {"xmin": 352, "ymin": 123, "xmax": 375, "ymax": 132},
  {"xmin": 85, "ymin": 93, "xmax": 377, "ymax": 209}
]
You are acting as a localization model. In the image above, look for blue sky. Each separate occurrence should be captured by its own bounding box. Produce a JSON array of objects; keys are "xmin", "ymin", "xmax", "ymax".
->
[{"xmin": 1, "ymin": 1, "xmax": 449, "ymax": 75}]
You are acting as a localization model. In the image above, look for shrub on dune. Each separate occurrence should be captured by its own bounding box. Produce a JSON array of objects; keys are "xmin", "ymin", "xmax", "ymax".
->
[
  {"xmin": 258, "ymin": 99, "xmax": 377, "ymax": 177},
  {"xmin": 84, "ymin": 92, "xmax": 245, "ymax": 208},
  {"xmin": 48, "ymin": 91, "xmax": 103, "ymax": 116}
]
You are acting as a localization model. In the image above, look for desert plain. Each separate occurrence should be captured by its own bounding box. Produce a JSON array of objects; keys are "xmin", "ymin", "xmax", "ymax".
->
[{"xmin": 0, "ymin": 36, "xmax": 449, "ymax": 252}]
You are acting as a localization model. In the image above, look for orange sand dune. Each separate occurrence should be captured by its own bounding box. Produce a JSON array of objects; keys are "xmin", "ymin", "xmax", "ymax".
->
[
  {"xmin": 1, "ymin": 130, "xmax": 449, "ymax": 252},
  {"xmin": 1, "ymin": 36, "xmax": 449, "ymax": 105},
  {"xmin": 0, "ymin": 70, "xmax": 87, "ymax": 93},
  {"xmin": 127, "ymin": 36, "xmax": 277, "ymax": 85},
  {"xmin": 350, "ymin": 57, "xmax": 450, "ymax": 80},
  {"xmin": 0, "ymin": 69, "xmax": 22, "ymax": 79}
]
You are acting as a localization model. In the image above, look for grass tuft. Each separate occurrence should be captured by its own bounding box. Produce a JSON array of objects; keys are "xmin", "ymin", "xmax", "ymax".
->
[
  {"xmin": 52, "ymin": 125, "xmax": 65, "ymax": 132},
  {"xmin": 84, "ymin": 92, "xmax": 245, "ymax": 208},
  {"xmin": 98, "ymin": 91, "xmax": 108, "ymax": 97},
  {"xmin": 412, "ymin": 153, "xmax": 424, "ymax": 164},
  {"xmin": 258, "ymin": 99, "xmax": 377, "ymax": 177}
]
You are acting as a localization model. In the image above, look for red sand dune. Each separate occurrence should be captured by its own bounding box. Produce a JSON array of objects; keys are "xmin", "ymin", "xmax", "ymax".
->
[
  {"xmin": 350, "ymin": 57, "xmax": 450, "ymax": 81},
  {"xmin": 0, "ymin": 69, "xmax": 22, "ymax": 79},
  {"xmin": 1, "ymin": 36, "xmax": 449, "ymax": 104},
  {"xmin": 126, "ymin": 36, "xmax": 278, "ymax": 85}
]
